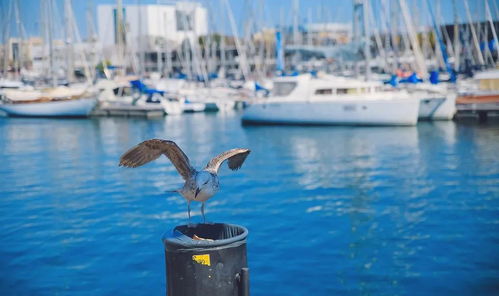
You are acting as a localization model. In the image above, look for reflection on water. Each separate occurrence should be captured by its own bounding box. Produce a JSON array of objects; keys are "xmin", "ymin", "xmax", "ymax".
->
[{"xmin": 0, "ymin": 114, "xmax": 498, "ymax": 295}]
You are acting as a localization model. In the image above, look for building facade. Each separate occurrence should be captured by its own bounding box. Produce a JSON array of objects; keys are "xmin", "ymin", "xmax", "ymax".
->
[{"xmin": 97, "ymin": 2, "xmax": 208, "ymax": 70}]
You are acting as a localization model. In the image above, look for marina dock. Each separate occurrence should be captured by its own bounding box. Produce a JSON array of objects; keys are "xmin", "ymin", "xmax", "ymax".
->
[
  {"xmin": 456, "ymin": 94, "xmax": 499, "ymax": 120},
  {"xmin": 91, "ymin": 104, "xmax": 165, "ymax": 118}
]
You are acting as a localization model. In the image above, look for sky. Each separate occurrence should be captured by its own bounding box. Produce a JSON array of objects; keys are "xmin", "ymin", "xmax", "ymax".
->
[{"xmin": 0, "ymin": 0, "xmax": 495, "ymax": 41}]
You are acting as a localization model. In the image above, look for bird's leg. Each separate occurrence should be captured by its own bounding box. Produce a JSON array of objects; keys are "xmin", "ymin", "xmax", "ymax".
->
[
  {"xmin": 187, "ymin": 200, "xmax": 192, "ymax": 227},
  {"xmin": 201, "ymin": 202, "xmax": 206, "ymax": 224}
]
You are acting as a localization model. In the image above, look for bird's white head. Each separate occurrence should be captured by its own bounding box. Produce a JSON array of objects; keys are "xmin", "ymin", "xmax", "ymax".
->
[{"xmin": 194, "ymin": 171, "xmax": 218, "ymax": 201}]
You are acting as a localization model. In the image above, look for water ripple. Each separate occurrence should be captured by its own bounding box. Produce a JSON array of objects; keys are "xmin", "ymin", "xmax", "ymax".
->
[{"xmin": 1, "ymin": 116, "xmax": 498, "ymax": 295}]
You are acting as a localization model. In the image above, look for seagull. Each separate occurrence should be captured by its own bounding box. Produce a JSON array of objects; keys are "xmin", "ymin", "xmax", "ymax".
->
[{"xmin": 119, "ymin": 139, "xmax": 250, "ymax": 223}]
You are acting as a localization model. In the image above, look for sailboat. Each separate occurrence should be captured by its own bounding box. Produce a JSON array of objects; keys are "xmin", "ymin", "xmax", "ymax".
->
[
  {"xmin": 0, "ymin": 0, "xmax": 97, "ymax": 117},
  {"xmin": 0, "ymin": 86, "xmax": 97, "ymax": 117}
]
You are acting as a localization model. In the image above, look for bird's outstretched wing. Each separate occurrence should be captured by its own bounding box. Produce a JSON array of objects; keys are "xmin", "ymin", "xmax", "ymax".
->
[
  {"xmin": 204, "ymin": 148, "xmax": 250, "ymax": 173},
  {"xmin": 119, "ymin": 139, "xmax": 195, "ymax": 180}
]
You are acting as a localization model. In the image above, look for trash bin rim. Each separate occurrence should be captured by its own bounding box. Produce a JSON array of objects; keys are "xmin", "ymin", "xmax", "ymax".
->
[{"xmin": 162, "ymin": 222, "xmax": 248, "ymax": 249}]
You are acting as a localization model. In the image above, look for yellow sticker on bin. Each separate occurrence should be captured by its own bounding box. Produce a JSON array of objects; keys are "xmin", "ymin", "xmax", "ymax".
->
[{"xmin": 192, "ymin": 254, "xmax": 211, "ymax": 266}]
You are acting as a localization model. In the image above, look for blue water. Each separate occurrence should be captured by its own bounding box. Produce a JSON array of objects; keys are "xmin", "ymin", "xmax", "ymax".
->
[{"xmin": 1, "ymin": 113, "xmax": 498, "ymax": 295}]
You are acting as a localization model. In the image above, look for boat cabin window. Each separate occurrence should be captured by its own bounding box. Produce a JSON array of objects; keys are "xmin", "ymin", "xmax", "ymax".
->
[
  {"xmin": 113, "ymin": 87, "xmax": 132, "ymax": 97},
  {"xmin": 315, "ymin": 88, "xmax": 333, "ymax": 95},
  {"xmin": 273, "ymin": 82, "xmax": 297, "ymax": 96},
  {"xmin": 336, "ymin": 88, "xmax": 366, "ymax": 94}
]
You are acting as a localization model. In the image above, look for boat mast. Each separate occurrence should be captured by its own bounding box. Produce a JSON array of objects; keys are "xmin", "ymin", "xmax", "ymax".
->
[
  {"xmin": 452, "ymin": 0, "xmax": 460, "ymax": 70},
  {"xmin": 363, "ymin": 0, "xmax": 371, "ymax": 80},
  {"xmin": 485, "ymin": 0, "xmax": 499, "ymax": 64},
  {"xmin": 390, "ymin": 0, "xmax": 400, "ymax": 72},
  {"xmin": 220, "ymin": 28, "xmax": 226, "ymax": 78},
  {"xmin": 427, "ymin": 0, "xmax": 451, "ymax": 75},
  {"xmin": 353, "ymin": 0, "xmax": 362, "ymax": 78},
  {"xmin": 223, "ymin": 0, "xmax": 249, "ymax": 81},
  {"xmin": 463, "ymin": 0, "xmax": 485, "ymax": 66},
  {"xmin": 292, "ymin": 0, "xmax": 300, "ymax": 45},
  {"xmin": 86, "ymin": 0, "xmax": 99, "ymax": 81},
  {"xmin": 399, "ymin": 0, "xmax": 427, "ymax": 78},
  {"xmin": 137, "ymin": 0, "xmax": 144, "ymax": 78},
  {"xmin": 379, "ymin": 0, "xmax": 395, "ymax": 73},
  {"xmin": 69, "ymin": 0, "xmax": 93, "ymax": 84},
  {"xmin": 155, "ymin": 0, "xmax": 162, "ymax": 75},
  {"xmin": 430, "ymin": 0, "xmax": 446, "ymax": 71},
  {"xmin": 165, "ymin": 40, "xmax": 171, "ymax": 77},
  {"xmin": 14, "ymin": 0, "xmax": 25, "ymax": 79},
  {"xmin": 255, "ymin": 0, "xmax": 266, "ymax": 78},
  {"xmin": 46, "ymin": 0, "xmax": 57, "ymax": 87},
  {"xmin": 353, "ymin": 0, "xmax": 371, "ymax": 80},
  {"xmin": 116, "ymin": 0, "xmax": 125, "ymax": 76},
  {"xmin": 2, "ymin": 1, "xmax": 13, "ymax": 78},
  {"xmin": 64, "ymin": 0, "xmax": 74, "ymax": 83}
]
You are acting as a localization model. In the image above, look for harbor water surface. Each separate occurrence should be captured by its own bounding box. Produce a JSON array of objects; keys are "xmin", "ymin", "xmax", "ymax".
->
[{"xmin": 1, "ymin": 113, "xmax": 498, "ymax": 295}]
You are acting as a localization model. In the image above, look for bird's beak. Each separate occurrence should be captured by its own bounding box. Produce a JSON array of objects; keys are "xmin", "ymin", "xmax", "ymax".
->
[{"xmin": 195, "ymin": 188, "xmax": 201, "ymax": 198}]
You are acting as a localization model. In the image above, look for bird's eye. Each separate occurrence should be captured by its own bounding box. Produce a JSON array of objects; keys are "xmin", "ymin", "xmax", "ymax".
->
[{"xmin": 203, "ymin": 181, "xmax": 209, "ymax": 185}]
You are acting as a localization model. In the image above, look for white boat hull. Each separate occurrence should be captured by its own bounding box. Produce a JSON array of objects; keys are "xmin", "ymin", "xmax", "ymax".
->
[
  {"xmin": 417, "ymin": 93, "xmax": 456, "ymax": 120},
  {"xmin": 0, "ymin": 97, "xmax": 98, "ymax": 117},
  {"xmin": 183, "ymin": 102, "xmax": 206, "ymax": 112},
  {"xmin": 161, "ymin": 100, "xmax": 184, "ymax": 115},
  {"xmin": 242, "ymin": 97, "xmax": 420, "ymax": 126}
]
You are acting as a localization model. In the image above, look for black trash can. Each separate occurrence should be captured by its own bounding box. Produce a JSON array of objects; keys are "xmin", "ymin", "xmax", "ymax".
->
[{"xmin": 162, "ymin": 223, "xmax": 249, "ymax": 296}]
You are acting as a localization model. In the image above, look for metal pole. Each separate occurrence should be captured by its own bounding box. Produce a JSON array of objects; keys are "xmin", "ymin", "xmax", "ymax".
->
[
  {"xmin": 464, "ymin": 0, "xmax": 485, "ymax": 66},
  {"xmin": 116, "ymin": 0, "xmax": 125, "ymax": 75},
  {"xmin": 453, "ymin": 0, "xmax": 460, "ymax": 70},
  {"xmin": 363, "ymin": 0, "xmax": 371, "ymax": 81},
  {"xmin": 239, "ymin": 267, "xmax": 250, "ymax": 296},
  {"xmin": 47, "ymin": 0, "xmax": 57, "ymax": 87}
]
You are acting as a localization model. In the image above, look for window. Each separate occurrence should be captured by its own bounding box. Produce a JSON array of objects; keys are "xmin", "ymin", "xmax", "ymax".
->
[
  {"xmin": 176, "ymin": 10, "xmax": 193, "ymax": 31},
  {"xmin": 315, "ymin": 88, "xmax": 332, "ymax": 95},
  {"xmin": 337, "ymin": 88, "xmax": 348, "ymax": 94},
  {"xmin": 113, "ymin": 87, "xmax": 132, "ymax": 96},
  {"xmin": 272, "ymin": 82, "xmax": 297, "ymax": 96}
]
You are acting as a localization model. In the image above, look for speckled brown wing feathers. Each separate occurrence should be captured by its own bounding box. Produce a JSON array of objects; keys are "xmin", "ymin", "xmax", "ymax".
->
[
  {"xmin": 204, "ymin": 148, "xmax": 250, "ymax": 173},
  {"xmin": 119, "ymin": 139, "xmax": 195, "ymax": 180}
]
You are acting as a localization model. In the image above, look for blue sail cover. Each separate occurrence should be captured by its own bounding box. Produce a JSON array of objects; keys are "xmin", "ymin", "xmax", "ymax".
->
[
  {"xmin": 489, "ymin": 40, "xmax": 497, "ymax": 52},
  {"xmin": 255, "ymin": 82, "xmax": 270, "ymax": 95},
  {"xmin": 174, "ymin": 73, "xmax": 188, "ymax": 79},
  {"xmin": 399, "ymin": 73, "xmax": 423, "ymax": 84},
  {"xmin": 283, "ymin": 71, "xmax": 299, "ymax": 76},
  {"xmin": 449, "ymin": 69, "xmax": 457, "ymax": 83},
  {"xmin": 130, "ymin": 80, "xmax": 164, "ymax": 95},
  {"xmin": 144, "ymin": 89, "xmax": 164, "ymax": 95},
  {"xmin": 275, "ymin": 31, "xmax": 285, "ymax": 72},
  {"xmin": 130, "ymin": 80, "xmax": 148, "ymax": 92},
  {"xmin": 429, "ymin": 71, "xmax": 439, "ymax": 84},
  {"xmin": 384, "ymin": 75, "xmax": 398, "ymax": 87}
]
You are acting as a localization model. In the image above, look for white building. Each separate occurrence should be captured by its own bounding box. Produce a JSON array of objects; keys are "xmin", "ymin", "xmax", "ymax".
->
[{"xmin": 97, "ymin": 2, "xmax": 208, "ymax": 61}]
